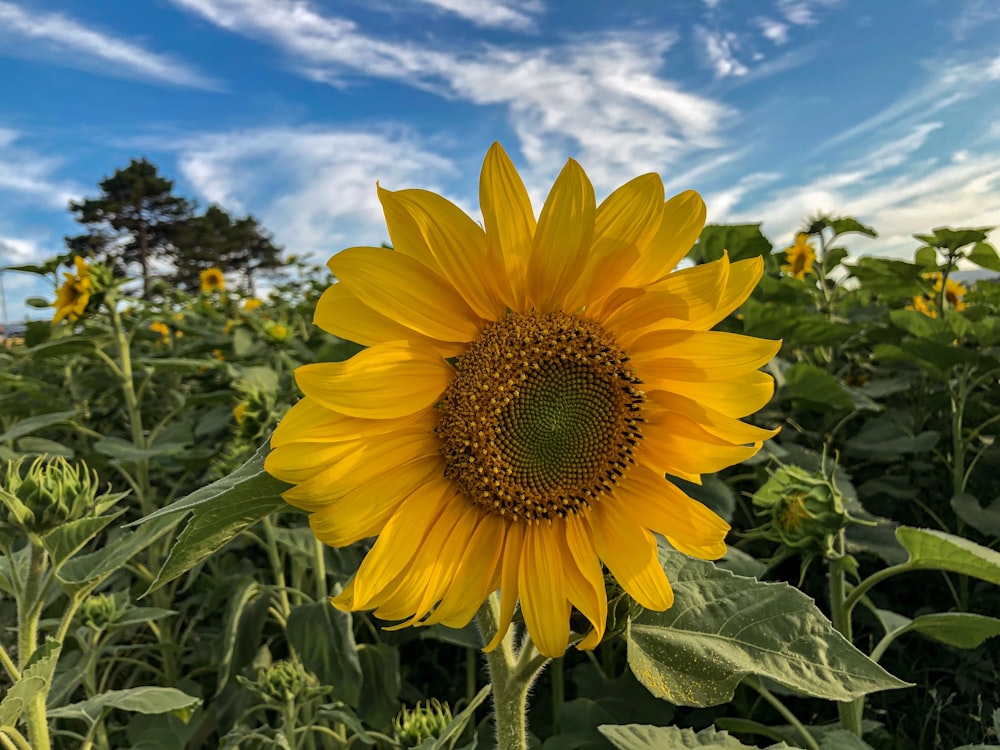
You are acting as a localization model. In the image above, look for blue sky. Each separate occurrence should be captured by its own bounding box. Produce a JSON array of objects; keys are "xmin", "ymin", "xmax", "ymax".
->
[{"xmin": 2, "ymin": 0, "xmax": 1000, "ymax": 321}]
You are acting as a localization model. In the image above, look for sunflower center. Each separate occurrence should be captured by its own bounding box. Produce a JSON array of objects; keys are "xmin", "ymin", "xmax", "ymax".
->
[{"xmin": 437, "ymin": 311, "xmax": 644, "ymax": 522}]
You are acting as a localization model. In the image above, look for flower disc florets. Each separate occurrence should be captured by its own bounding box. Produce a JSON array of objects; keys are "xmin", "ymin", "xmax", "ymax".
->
[{"xmin": 436, "ymin": 311, "xmax": 644, "ymax": 522}]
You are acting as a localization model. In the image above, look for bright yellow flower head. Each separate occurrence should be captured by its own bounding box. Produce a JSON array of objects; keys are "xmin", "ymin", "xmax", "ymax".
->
[
  {"xmin": 243, "ymin": 298, "xmax": 263, "ymax": 312},
  {"xmin": 200, "ymin": 267, "xmax": 226, "ymax": 293},
  {"xmin": 267, "ymin": 323, "xmax": 289, "ymax": 341},
  {"xmin": 149, "ymin": 320, "xmax": 170, "ymax": 341},
  {"xmin": 910, "ymin": 272, "xmax": 968, "ymax": 317},
  {"xmin": 51, "ymin": 256, "xmax": 92, "ymax": 325},
  {"xmin": 264, "ymin": 143, "xmax": 780, "ymax": 658},
  {"xmin": 781, "ymin": 233, "xmax": 816, "ymax": 280}
]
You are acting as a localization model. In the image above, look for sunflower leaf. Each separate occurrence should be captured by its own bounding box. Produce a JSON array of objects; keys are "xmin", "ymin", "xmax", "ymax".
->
[
  {"xmin": 896, "ymin": 526, "xmax": 1000, "ymax": 584},
  {"xmin": 626, "ymin": 547, "xmax": 910, "ymax": 707},
  {"xmin": 598, "ymin": 723, "xmax": 795, "ymax": 749}
]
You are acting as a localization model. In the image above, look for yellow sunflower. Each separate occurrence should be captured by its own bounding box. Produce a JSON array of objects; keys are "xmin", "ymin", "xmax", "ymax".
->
[
  {"xmin": 149, "ymin": 320, "xmax": 171, "ymax": 341},
  {"xmin": 264, "ymin": 143, "xmax": 780, "ymax": 658},
  {"xmin": 51, "ymin": 256, "xmax": 92, "ymax": 324},
  {"xmin": 909, "ymin": 273, "xmax": 968, "ymax": 317},
  {"xmin": 200, "ymin": 267, "xmax": 226, "ymax": 293},
  {"xmin": 781, "ymin": 233, "xmax": 816, "ymax": 280}
]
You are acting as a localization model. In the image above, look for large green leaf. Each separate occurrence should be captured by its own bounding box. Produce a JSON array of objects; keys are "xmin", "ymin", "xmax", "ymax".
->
[
  {"xmin": 888, "ymin": 612, "xmax": 1000, "ymax": 650},
  {"xmin": 46, "ymin": 687, "xmax": 200, "ymax": 724},
  {"xmin": 896, "ymin": 526, "xmax": 1000, "ymax": 584},
  {"xmin": 136, "ymin": 440, "xmax": 291, "ymax": 593},
  {"xmin": 0, "ymin": 639, "xmax": 61, "ymax": 728},
  {"xmin": 599, "ymin": 723, "xmax": 793, "ymax": 749},
  {"xmin": 950, "ymin": 493, "xmax": 1000, "ymax": 537},
  {"xmin": 968, "ymin": 241, "xmax": 1000, "ymax": 272},
  {"xmin": 286, "ymin": 602, "xmax": 363, "ymax": 706},
  {"xmin": 693, "ymin": 224, "xmax": 773, "ymax": 264},
  {"xmin": 780, "ymin": 363, "xmax": 854, "ymax": 411},
  {"xmin": 0, "ymin": 409, "xmax": 77, "ymax": 442},
  {"xmin": 828, "ymin": 217, "xmax": 877, "ymax": 239},
  {"xmin": 626, "ymin": 548, "xmax": 909, "ymax": 707},
  {"xmin": 355, "ymin": 643, "xmax": 401, "ymax": 731},
  {"xmin": 58, "ymin": 514, "xmax": 179, "ymax": 587},
  {"xmin": 41, "ymin": 510, "xmax": 125, "ymax": 568}
]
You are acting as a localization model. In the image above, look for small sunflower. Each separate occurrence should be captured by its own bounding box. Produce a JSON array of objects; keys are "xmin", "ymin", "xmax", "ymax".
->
[
  {"xmin": 243, "ymin": 298, "xmax": 263, "ymax": 312},
  {"xmin": 200, "ymin": 267, "xmax": 226, "ymax": 293},
  {"xmin": 149, "ymin": 320, "xmax": 171, "ymax": 341},
  {"xmin": 51, "ymin": 256, "xmax": 92, "ymax": 325},
  {"xmin": 909, "ymin": 273, "xmax": 968, "ymax": 317},
  {"xmin": 265, "ymin": 143, "xmax": 779, "ymax": 657},
  {"xmin": 781, "ymin": 233, "xmax": 816, "ymax": 280}
]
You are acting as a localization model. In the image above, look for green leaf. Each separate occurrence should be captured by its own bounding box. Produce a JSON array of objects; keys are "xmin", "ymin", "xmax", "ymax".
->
[
  {"xmin": 828, "ymin": 217, "xmax": 877, "ymax": 239},
  {"xmin": 781, "ymin": 363, "xmax": 854, "ymax": 411},
  {"xmin": 891, "ymin": 612, "xmax": 1000, "ymax": 650},
  {"xmin": 819, "ymin": 730, "xmax": 875, "ymax": 749},
  {"xmin": 968, "ymin": 241, "xmax": 1000, "ymax": 272},
  {"xmin": 15, "ymin": 436, "xmax": 75, "ymax": 457},
  {"xmin": 626, "ymin": 547, "xmax": 909, "ymax": 707},
  {"xmin": 0, "ymin": 409, "xmax": 77, "ymax": 443},
  {"xmin": 58, "ymin": 514, "xmax": 180, "ymax": 587},
  {"xmin": 41, "ymin": 510, "xmax": 125, "ymax": 568},
  {"xmin": 286, "ymin": 602, "xmax": 363, "ymax": 706},
  {"xmin": 598, "ymin": 723, "xmax": 792, "ymax": 749},
  {"xmin": 950, "ymin": 493, "xmax": 1000, "ymax": 537},
  {"xmin": 430, "ymin": 684, "xmax": 492, "ymax": 750},
  {"xmin": 232, "ymin": 327, "xmax": 254, "ymax": 357},
  {"xmin": 133, "ymin": 357, "xmax": 225, "ymax": 372},
  {"xmin": 355, "ymin": 643, "xmax": 400, "ymax": 731},
  {"xmin": 46, "ymin": 687, "xmax": 201, "ymax": 724},
  {"xmin": 693, "ymin": 224, "xmax": 773, "ymax": 264},
  {"xmin": 888, "ymin": 309, "xmax": 951, "ymax": 340},
  {"xmin": 0, "ymin": 639, "xmax": 61, "ymax": 727},
  {"xmin": 914, "ymin": 246, "xmax": 938, "ymax": 269},
  {"xmin": 133, "ymin": 440, "xmax": 291, "ymax": 594},
  {"xmin": 94, "ymin": 436, "xmax": 187, "ymax": 463},
  {"xmin": 896, "ymin": 526, "xmax": 1000, "ymax": 585}
]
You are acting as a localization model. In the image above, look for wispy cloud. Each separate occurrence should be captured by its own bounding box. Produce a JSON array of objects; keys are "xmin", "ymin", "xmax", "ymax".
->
[
  {"xmin": 0, "ymin": 0, "xmax": 216, "ymax": 88},
  {"xmin": 168, "ymin": 0, "xmax": 734, "ymax": 188},
  {"xmin": 173, "ymin": 128, "xmax": 456, "ymax": 256},
  {"xmin": 408, "ymin": 0, "xmax": 543, "ymax": 30},
  {"xmin": 776, "ymin": 0, "xmax": 839, "ymax": 26},
  {"xmin": 0, "ymin": 129, "xmax": 81, "ymax": 208},
  {"xmin": 755, "ymin": 16, "xmax": 789, "ymax": 45},
  {"xmin": 696, "ymin": 25, "xmax": 748, "ymax": 77}
]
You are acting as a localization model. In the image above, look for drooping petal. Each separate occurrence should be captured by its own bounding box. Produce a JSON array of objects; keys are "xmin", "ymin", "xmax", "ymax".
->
[
  {"xmin": 485, "ymin": 521, "xmax": 525, "ymax": 651},
  {"xmin": 379, "ymin": 186, "xmax": 509, "ymax": 320},
  {"xmin": 480, "ymin": 142, "xmax": 535, "ymax": 312},
  {"xmin": 654, "ymin": 369, "xmax": 776, "ymax": 419},
  {"xmin": 527, "ymin": 159, "xmax": 596, "ymax": 312},
  {"xmin": 591, "ymin": 501, "xmax": 674, "ymax": 610},
  {"xmin": 561, "ymin": 513, "xmax": 608, "ymax": 650},
  {"xmin": 294, "ymin": 341, "xmax": 453, "ymax": 419},
  {"xmin": 519, "ymin": 522, "xmax": 571, "ymax": 658},
  {"xmin": 314, "ymin": 282, "xmax": 466, "ymax": 357},
  {"xmin": 648, "ymin": 391, "xmax": 780, "ymax": 445},
  {"xmin": 640, "ymin": 411, "xmax": 762, "ymax": 479},
  {"xmin": 613, "ymin": 462, "xmax": 730, "ymax": 560},
  {"xmin": 329, "ymin": 246, "xmax": 483, "ymax": 343},
  {"xmin": 630, "ymin": 330, "xmax": 781, "ymax": 384},
  {"xmin": 306, "ymin": 456, "xmax": 442, "ymax": 547}
]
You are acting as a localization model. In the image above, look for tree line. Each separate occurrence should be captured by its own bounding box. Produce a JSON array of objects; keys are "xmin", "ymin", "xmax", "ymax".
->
[{"xmin": 66, "ymin": 158, "xmax": 284, "ymax": 298}]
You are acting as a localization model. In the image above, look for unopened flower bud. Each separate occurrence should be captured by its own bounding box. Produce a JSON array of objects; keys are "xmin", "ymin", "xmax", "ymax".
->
[
  {"xmin": 1, "ymin": 456, "xmax": 103, "ymax": 534},
  {"xmin": 394, "ymin": 699, "xmax": 453, "ymax": 747}
]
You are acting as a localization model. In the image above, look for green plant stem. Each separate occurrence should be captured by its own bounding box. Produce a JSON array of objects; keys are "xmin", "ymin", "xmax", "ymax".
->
[
  {"xmin": 313, "ymin": 537, "xmax": 328, "ymax": 603},
  {"xmin": 828, "ymin": 534, "xmax": 862, "ymax": 737},
  {"xmin": 550, "ymin": 657, "xmax": 564, "ymax": 736},
  {"xmin": 18, "ymin": 542, "xmax": 51, "ymax": 750},
  {"xmin": 261, "ymin": 516, "xmax": 293, "ymax": 617},
  {"xmin": 283, "ymin": 698, "xmax": 299, "ymax": 750},
  {"xmin": 0, "ymin": 727, "xmax": 32, "ymax": 750},
  {"xmin": 475, "ymin": 596, "xmax": 547, "ymax": 750},
  {"xmin": 744, "ymin": 676, "xmax": 820, "ymax": 750},
  {"xmin": 0, "ymin": 641, "xmax": 19, "ymax": 682}
]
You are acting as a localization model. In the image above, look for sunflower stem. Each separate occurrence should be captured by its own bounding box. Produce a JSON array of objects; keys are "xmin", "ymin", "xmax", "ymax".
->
[{"xmin": 476, "ymin": 597, "xmax": 546, "ymax": 750}]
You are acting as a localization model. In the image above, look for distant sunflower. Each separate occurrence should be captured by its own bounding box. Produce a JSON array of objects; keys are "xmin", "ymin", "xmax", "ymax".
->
[
  {"xmin": 52, "ymin": 256, "xmax": 91, "ymax": 325},
  {"xmin": 265, "ymin": 143, "xmax": 779, "ymax": 657},
  {"xmin": 781, "ymin": 233, "xmax": 816, "ymax": 280},
  {"xmin": 149, "ymin": 320, "xmax": 171, "ymax": 341},
  {"xmin": 909, "ymin": 273, "xmax": 968, "ymax": 317},
  {"xmin": 200, "ymin": 267, "xmax": 226, "ymax": 293}
]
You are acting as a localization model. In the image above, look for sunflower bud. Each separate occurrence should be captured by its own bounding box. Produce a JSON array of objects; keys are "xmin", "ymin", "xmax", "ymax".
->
[
  {"xmin": 255, "ymin": 660, "xmax": 313, "ymax": 703},
  {"xmin": 0, "ymin": 456, "xmax": 103, "ymax": 535},
  {"xmin": 752, "ymin": 465, "xmax": 850, "ymax": 558},
  {"xmin": 79, "ymin": 593, "xmax": 120, "ymax": 631},
  {"xmin": 394, "ymin": 699, "xmax": 453, "ymax": 747}
]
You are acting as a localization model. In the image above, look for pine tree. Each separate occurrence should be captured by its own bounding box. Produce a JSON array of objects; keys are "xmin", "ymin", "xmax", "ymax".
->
[{"xmin": 67, "ymin": 158, "xmax": 191, "ymax": 299}]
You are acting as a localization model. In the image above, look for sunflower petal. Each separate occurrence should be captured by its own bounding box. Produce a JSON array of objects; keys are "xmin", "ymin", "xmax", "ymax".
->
[
  {"xmin": 481, "ymin": 142, "xmax": 535, "ymax": 311},
  {"xmin": 295, "ymin": 341, "xmax": 453, "ymax": 419},
  {"xmin": 527, "ymin": 158, "xmax": 595, "ymax": 312},
  {"xmin": 519, "ymin": 522, "xmax": 571, "ymax": 658},
  {"xmin": 631, "ymin": 330, "xmax": 781, "ymax": 383},
  {"xmin": 561, "ymin": 513, "xmax": 608, "ymax": 650},
  {"xmin": 485, "ymin": 522, "xmax": 524, "ymax": 651},
  {"xmin": 641, "ymin": 411, "xmax": 761, "ymax": 478},
  {"xmin": 648, "ymin": 391, "xmax": 780, "ymax": 445},
  {"xmin": 592, "ymin": 501, "xmax": 674, "ymax": 610},
  {"xmin": 329, "ymin": 246, "xmax": 483, "ymax": 343},
  {"xmin": 623, "ymin": 190, "xmax": 706, "ymax": 287}
]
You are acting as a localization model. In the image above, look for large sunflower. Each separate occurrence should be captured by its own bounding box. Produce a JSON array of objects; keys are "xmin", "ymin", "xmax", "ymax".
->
[{"xmin": 265, "ymin": 143, "xmax": 779, "ymax": 658}]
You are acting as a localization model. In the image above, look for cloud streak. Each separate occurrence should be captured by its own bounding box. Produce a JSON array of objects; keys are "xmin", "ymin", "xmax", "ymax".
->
[{"xmin": 0, "ymin": 0, "xmax": 216, "ymax": 88}]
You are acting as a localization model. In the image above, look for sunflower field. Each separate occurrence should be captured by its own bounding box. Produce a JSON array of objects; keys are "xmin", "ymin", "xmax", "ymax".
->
[{"xmin": 2, "ymin": 149, "xmax": 1000, "ymax": 750}]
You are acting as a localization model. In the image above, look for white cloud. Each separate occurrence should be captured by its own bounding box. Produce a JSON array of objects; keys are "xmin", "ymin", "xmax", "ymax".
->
[
  {"xmin": 777, "ymin": 0, "xmax": 838, "ymax": 26},
  {"xmin": 951, "ymin": 0, "xmax": 1000, "ymax": 40},
  {"xmin": 408, "ymin": 0, "xmax": 543, "ymax": 30},
  {"xmin": 167, "ymin": 1, "xmax": 735, "ymax": 190},
  {"xmin": 755, "ymin": 17, "xmax": 789, "ymax": 45},
  {"xmin": 0, "ymin": 129, "xmax": 81, "ymax": 208},
  {"xmin": 174, "ymin": 128, "xmax": 457, "ymax": 257},
  {"xmin": 0, "ymin": 0, "xmax": 216, "ymax": 88},
  {"xmin": 696, "ymin": 25, "xmax": 748, "ymax": 77}
]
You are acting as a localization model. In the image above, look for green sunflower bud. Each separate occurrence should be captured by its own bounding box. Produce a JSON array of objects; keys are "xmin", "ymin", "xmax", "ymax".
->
[
  {"xmin": 79, "ymin": 593, "xmax": 120, "ymax": 631},
  {"xmin": 1, "ymin": 456, "xmax": 104, "ymax": 535},
  {"xmin": 394, "ymin": 699, "xmax": 453, "ymax": 747},
  {"xmin": 255, "ymin": 660, "xmax": 314, "ymax": 703},
  {"xmin": 752, "ymin": 464, "xmax": 850, "ymax": 558}
]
